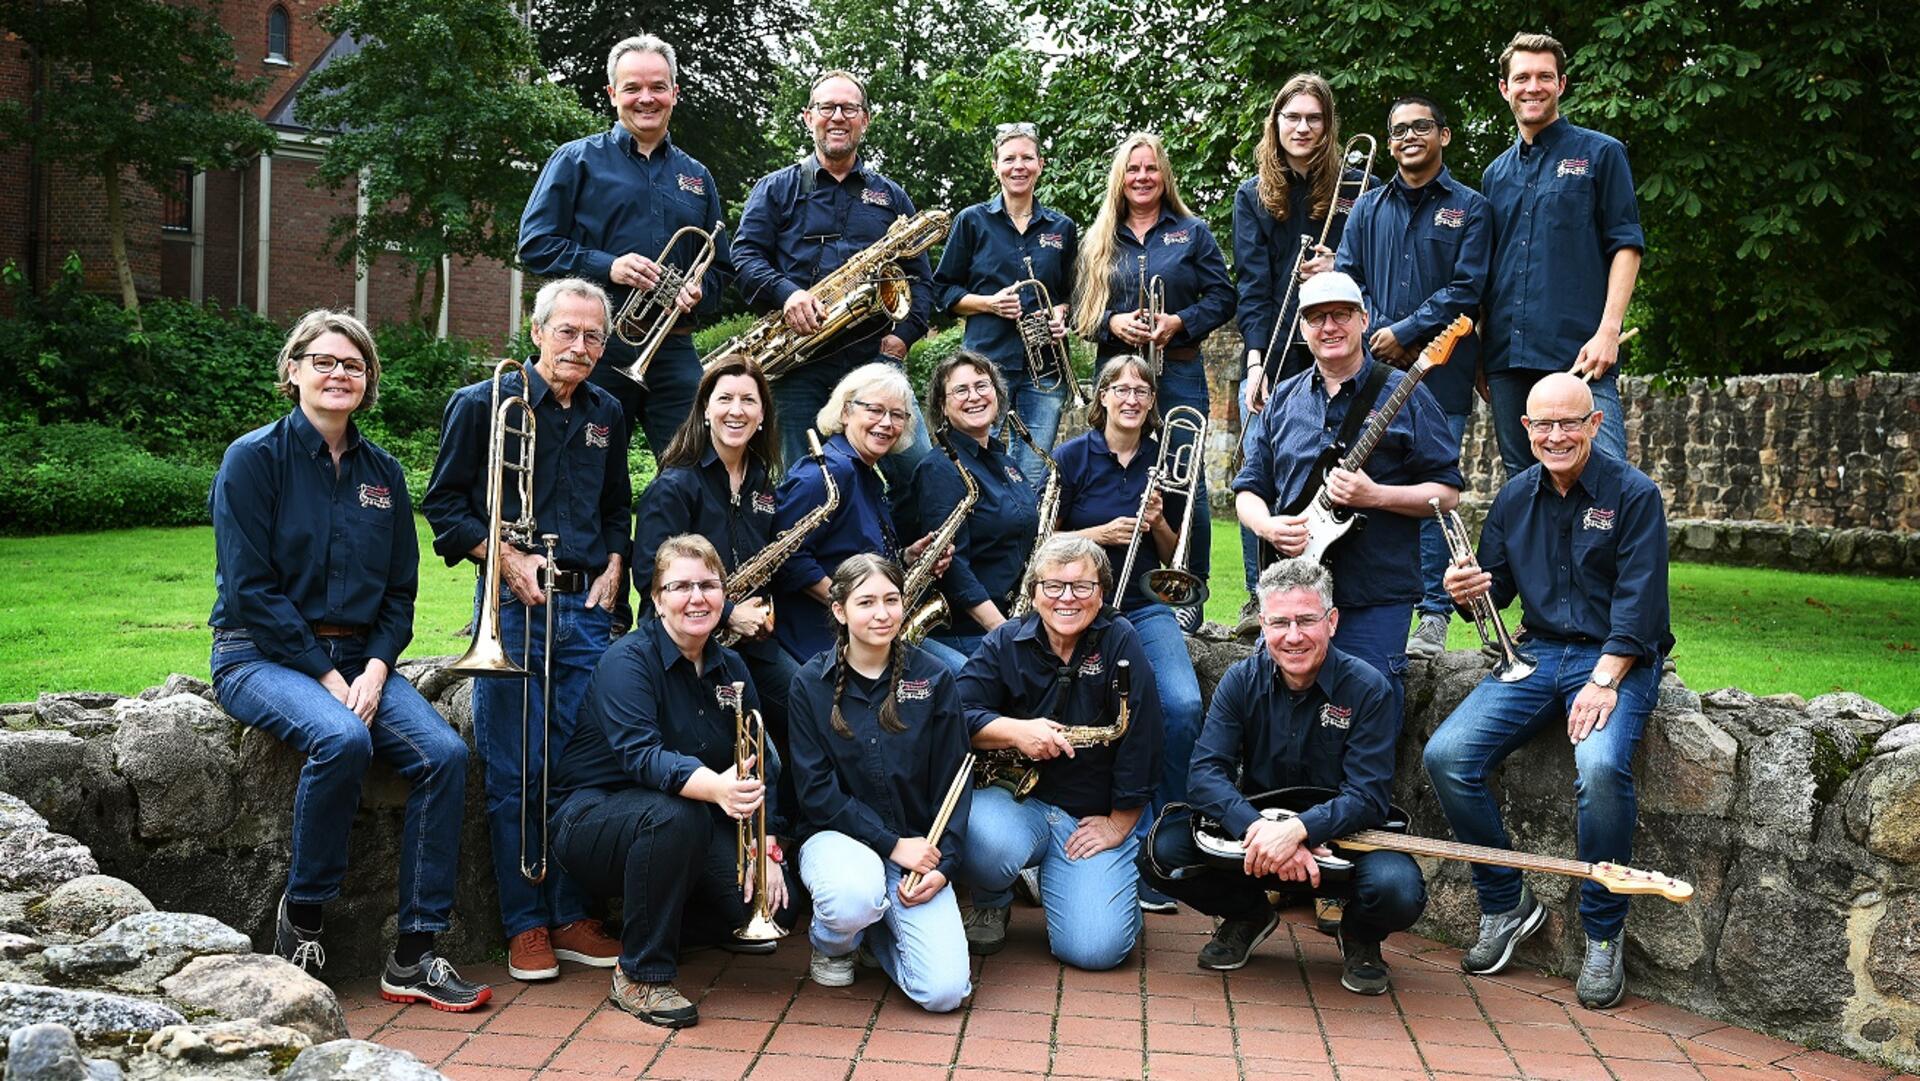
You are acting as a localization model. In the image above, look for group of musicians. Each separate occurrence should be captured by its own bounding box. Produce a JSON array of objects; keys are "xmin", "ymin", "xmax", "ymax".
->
[{"xmin": 204, "ymin": 28, "xmax": 1673, "ymax": 1033}]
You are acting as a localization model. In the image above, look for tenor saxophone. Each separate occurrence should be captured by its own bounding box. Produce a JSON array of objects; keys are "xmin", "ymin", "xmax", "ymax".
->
[
  {"xmin": 717, "ymin": 430, "xmax": 839, "ymax": 647},
  {"xmin": 1004, "ymin": 409, "xmax": 1060, "ymax": 620},
  {"xmin": 901, "ymin": 433, "xmax": 978, "ymax": 645}
]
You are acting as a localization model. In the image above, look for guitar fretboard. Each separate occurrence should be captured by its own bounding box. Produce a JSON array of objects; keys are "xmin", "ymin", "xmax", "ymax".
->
[
  {"xmin": 1313, "ymin": 359, "xmax": 1433, "ymax": 512},
  {"xmin": 1342, "ymin": 828, "xmax": 1593, "ymax": 877}
]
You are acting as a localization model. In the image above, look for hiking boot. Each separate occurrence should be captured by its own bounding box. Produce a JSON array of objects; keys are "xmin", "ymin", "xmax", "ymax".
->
[
  {"xmin": 552, "ymin": 919, "xmax": 620, "ymax": 968},
  {"xmin": 964, "ymin": 905, "xmax": 1010, "ymax": 956},
  {"xmin": 271, "ymin": 894, "xmax": 325, "ymax": 974},
  {"xmin": 1138, "ymin": 883, "xmax": 1179, "ymax": 914},
  {"xmin": 1339, "ymin": 929, "xmax": 1391, "ymax": 995},
  {"xmin": 380, "ymin": 952, "xmax": 492, "ymax": 1013},
  {"xmin": 1013, "ymin": 867, "xmax": 1042, "ymax": 906},
  {"xmin": 610, "ymin": 966, "xmax": 698, "ymax": 1028},
  {"xmin": 1233, "ymin": 597, "xmax": 1262, "ymax": 640},
  {"xmin": 1575, "ymin": 935, "xmax": 1627, "ymax": 1009},
  {"xmin": 507, "ymin": 927, "xmax": 560, "ymax": 981},
  {"xmin": 1314, "ymin": 896, "xmax": 1345, "ymax": 937},
  {"xmin": 1461, "ymin": 884, "xmax": 1545, "ymax": 976},
  {"xmin": 1406, "ymin": 612, "xmax": 1449, "ymax": 659},
  {"xmin": 1197, "ymin": 912, "xmax": 1279, "ymax": 971},
  {"xmin": 809, "ymin": 948, "xmax": 855, "ymax": 988}
]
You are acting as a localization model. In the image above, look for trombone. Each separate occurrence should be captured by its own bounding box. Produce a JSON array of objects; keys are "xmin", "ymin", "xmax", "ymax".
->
[
  {"xmin": 449, "ymin": 359, "xmax": 561, "ymax": 883},
  {"xmin": 1253, "ymin": 133, "xmax": 1379, "ymax": 401},
  {"xmin": 1012, "ymin": 256, "xmax": 1084, "ymax": 410},
  {"xmin": 1136, "ymin": 255, "xmax": 1169, "ymax": 377},
  {"xmin": 1113, "ymin": 403, "xmax": 1207, "ymax": 611},
  {"xmin": 613, "ymin": 222, "xmax": 722, "ymax": 386},
  {"xmin": 1429, "ymin": 497, "xmax": 1537, "ymax": 683},
  {"xmin": 731, "ymin": 681, "xmax": 786, "ymax": 943}
]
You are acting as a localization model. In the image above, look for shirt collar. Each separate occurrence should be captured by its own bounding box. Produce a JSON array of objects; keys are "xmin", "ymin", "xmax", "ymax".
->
[
  {"xmin": 612, "ymin": 124, "xmax": 675, "ymax": 159},
  {"xmin": 803, "ymin": 153, "xmax": 870, "ymax": 188},
  {"xmin": 1311, "ymin": 355, "xmax": 1375, "ymax": 401},
  {"xmin": 1520, "ymin": 116, "xmax": 1570, "ymax": 155},
  {"xmin": 286, "ymin": 406, "xmax": 360, "ymax": 459},
  {"xmin": 1086, "ymin": 426, "xmax": 1157, "ymax": 463},
  {"xmin": 643, "ymin": 614, "xmax": 721, "ymax": 674},
  {"xmin": 1257, "ymin": 644, "xmax": 1341, "ymax": 698},
  {"xmin": 987, "ymin": 193, "xmax": 1059, "ymax": 225},
  {"xmin": 1531, "ymin": 446, "xmax": 1621, "ymax": 502},
  {"xmin": 1393, "ymin": 164, "xmax": 1457, "ymax": 198}
]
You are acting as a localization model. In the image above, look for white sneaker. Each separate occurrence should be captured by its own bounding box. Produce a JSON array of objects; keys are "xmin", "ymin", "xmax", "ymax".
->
[{"xmin": 809, "ymin": 948, "xmax": 855, "ymax": 988}]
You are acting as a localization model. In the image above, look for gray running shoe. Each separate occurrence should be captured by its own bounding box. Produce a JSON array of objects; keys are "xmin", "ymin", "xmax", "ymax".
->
[
  {"xmin": 964, "ymin": 905, "xmax": 1010, "ymax": 956},
  {"xmin": 272, "ymin": 894, "xmax": 325, "ymax": 974},
  {"xmin": 1339, "ymin": 929, "xmax": 1392, "ymax": 996},
  {"xmin": 1197, "ymin": 912, "xmax": 1280, "ymax": 971},
  {"xmin": 1575, "ymin": 935, "xmax": 1627, "ymax": 1009},
  {"xmin": 1461, "ymin": 884, "xmax": 1545, "ymax": 975},
  {"xmin": 809, "ymin": 948, "xmax": 855, "ymax": 988},
  {"xmin": 1406, "ymin": 612, "xmax": 1449, "ymax": 659}
]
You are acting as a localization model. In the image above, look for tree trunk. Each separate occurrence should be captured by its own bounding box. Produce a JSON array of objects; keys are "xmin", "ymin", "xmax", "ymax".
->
[
  {"xmin": 427, "ymin": 258, "xmax": 447, "ymax": 336},
  {"xmin": 408, "ymin": 264, "xmax": 427, "ymax": 328},
  {"xmin": 100, "ymin": 163, "xmax": 143, "ymax": 330}
]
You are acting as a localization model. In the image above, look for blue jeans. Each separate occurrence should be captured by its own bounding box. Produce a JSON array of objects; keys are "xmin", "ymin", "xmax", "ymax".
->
[
  {"xmin": 470, "ymin": 580, "xmax": 610, "ymax": 938},
  {"xmin": 1239, "ymin": 418, "xmax": 1263, "ymax": 594},
  {"xmin": 798, "ymin": 829, "xmax": 970, "ymax": 1012},
  {"xmin": 1124, "ymin": 602, "xmax": 1203, "ymax": 810},
  {"xmin": 210, "ymin": 631, "xmax": 467, "ymax": 934},
  {"xmin": 1422, "ymin": 640, "xmax": 1658, "ymax": 940},
  {"xmin": 965, "ymin": 787, "xmax": 1141, "ymax": 970},
  {"xmin": 1331, "ymin": 602, "xmax": 1411, "ymax": 729},
  {"xmin": 1417, "ymin": 411, "xmax": 1473, "ymax": 617},
  {"xmin": 1487, "ymin": 369, "xmax": 1627, "ymax": 481},
  {"xmin": 1000, "ymin": 366, "xmax": 1070, "ymax": 491},
  {"xmin": 770, "ymin": 355, "xmax": 931, "ymax": 509},
  {"xmin": 1097, "ymin": 355, "xmax": 1212, "ymax": 588},
  {"xmin": 928, "ymin": 633, "xmax": 983, "ymax": 666}
]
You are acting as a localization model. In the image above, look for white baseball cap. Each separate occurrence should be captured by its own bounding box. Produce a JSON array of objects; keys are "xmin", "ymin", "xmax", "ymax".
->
[{"xmin": 1297, "ymin": 271, "xmax": 1364, "ymax": 312}]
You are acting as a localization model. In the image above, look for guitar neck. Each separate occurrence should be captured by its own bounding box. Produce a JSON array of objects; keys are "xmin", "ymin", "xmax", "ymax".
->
[
  {"xmin": 1336, "ymin": 360, "xmax": 1429, "ymax": 473},
  {"xmin": 1339, "ymin": 828, "xmax": 1594, "ymax": 879}
]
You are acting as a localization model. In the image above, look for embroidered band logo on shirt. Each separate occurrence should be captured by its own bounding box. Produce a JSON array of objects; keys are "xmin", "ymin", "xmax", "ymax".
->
[
  {"xmin": 1556, "ymin": 158, "xmax": 1591, "ymax": 178},
  {"xmin": 715, "ymin": 684, "xmax": 741, "ymax": 710},
  {"xmin": 1319, "ymin": 703, "xmax": 1353, "ymax": 730},
  {"xmin": 1161, "ymin": 229, "xmax": 1191, "ymax": 245},
  {"xmin": 1037, "ymin": 232, "xmax": 1063, "ymax": 250},
  {"xmin": 676, "ymin": 173, "xmax": 706, "ymax": 195},
  {"xmin": 897, "ymin": 677, "xmax": 932, "ymax": 701},
  {"xmin": 357, "ymin": 484, "xmax": 392, "ymax": 511},
  {"xmin": 1433, "ymin": 207, "xmax": 1467, "ymax": 229},
  {"xmin": 1003, "ymin": 464, "xmax": 1024, "ymax": 484},
  {"xmin": 585, "ymin": 422, "xmax": 611, "ymax": 449},
  {"xmin": 1335, "ymin": 196, "xmax": 1356, "ymax": 213},
  {"xmin": 1077, "ymin": 652, "xmax": 1104, "ymax": 678},
  {"xmin": 1582, "ymin": 507, "xmax": 1616, "ymax": 531},
  {"xmin": 751, "ymin": 492, "xmax": 777, "ymax": 515},
  {"xmin": 860, "ymin": 188, "xmax": 892, "ymax": 208}
]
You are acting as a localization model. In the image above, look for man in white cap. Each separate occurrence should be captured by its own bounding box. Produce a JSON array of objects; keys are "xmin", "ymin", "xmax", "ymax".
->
[{"xmin": 1231, "ymin": 270, "xmax": 1462, "ymax": 722}]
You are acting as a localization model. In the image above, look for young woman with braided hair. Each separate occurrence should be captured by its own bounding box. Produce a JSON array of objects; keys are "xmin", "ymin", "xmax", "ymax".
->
[{"xmin": 786, "ymin": 554, "xmax": 973, "ymax": 1011}]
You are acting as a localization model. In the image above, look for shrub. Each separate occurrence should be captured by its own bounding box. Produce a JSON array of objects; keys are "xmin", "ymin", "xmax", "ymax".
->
[{"xmin": 0, "ymin": 423, "xmax": 215, "ymax": 534}]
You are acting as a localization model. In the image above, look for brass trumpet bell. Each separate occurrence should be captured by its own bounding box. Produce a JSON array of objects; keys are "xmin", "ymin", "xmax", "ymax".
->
[{"xmin": 734, "ymin": 909, "xmax": 787, "ymax": 943}]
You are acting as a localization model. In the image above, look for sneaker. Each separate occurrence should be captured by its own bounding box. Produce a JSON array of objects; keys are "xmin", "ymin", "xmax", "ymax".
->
[
  {"xmin": 507, "ymin": 927, "xmax": 560, "ymax": 981},
  {"xmin": 1339, "ymin": 929, "xmax": 1392, "ymax": 995},
  {"xmin": 1575, "ymin": 935, "xmax": 1627, "ymax": 1009},
  {"xmin": 551, "ymin": 919, "xmax": 620, "ymax": 968},
  {"xmin": 1174, "ymin": 600, "xmax": 1205, "ymax": 634},
  {"xmin": 1197, "ymin": 912, "xmax": 1280, "ymax": 972},
  {"xmin": 1233, "ymin": 597, "xmax": 1262, "ymax": 640},
  {"xmin": 380, "ymin": 952, "xmax": 492, "ymax": 1013},
  {"xmin": 1406, "ymin": 612, "xmax": 1449, "ymax": 659},
  {"xmin": 1013, "ymin": 867, "xmax": 1042, "ymax": 906},
  {"xmin": 964, "ymin": 905, "xmax": 1010, "ymax": 956},
  {"xmin": 809, "ymin": 948, "xmax": 855, "ymax": 988},
  {"xmin": 1138, "ymin": 884, "xmax": 1179, "ymax": 915},
  {"xmin": 271, "ymin": 894, "xmax": 325, "ymax": 974},
  {"xmin": 610, "ymin": 966, "xmax": 698, "ymax": 1028},
  {"xmin": 1461, "ymin": 884, "xmax": 1545, "ymax": 976}
]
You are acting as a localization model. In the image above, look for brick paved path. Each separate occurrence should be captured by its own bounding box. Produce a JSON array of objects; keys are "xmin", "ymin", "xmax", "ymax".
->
[{"xmin": 340, "ymin": 906, "xmax": 1915, "ymax": 1081}]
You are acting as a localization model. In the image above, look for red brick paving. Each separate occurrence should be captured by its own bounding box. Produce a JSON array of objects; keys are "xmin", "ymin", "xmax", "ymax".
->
[{"xmin": 341, "ymin": 906, "xmax": 1917, "ymax": 1081}]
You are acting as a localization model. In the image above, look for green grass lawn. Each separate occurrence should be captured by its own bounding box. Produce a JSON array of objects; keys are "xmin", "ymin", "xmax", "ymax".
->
[{"xmin": 0, "ymin": 520, "xmax": 1915, "ymax": 712}]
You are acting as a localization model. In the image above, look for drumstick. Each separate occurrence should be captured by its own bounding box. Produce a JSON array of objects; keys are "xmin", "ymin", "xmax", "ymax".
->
[
  {"xmin": 902, "ymin": 753, "xmax": 975, "ymax": 895},
  {"xmin": 1574, "ymin": 326, "xmax": 1640, "ymax": 383}
]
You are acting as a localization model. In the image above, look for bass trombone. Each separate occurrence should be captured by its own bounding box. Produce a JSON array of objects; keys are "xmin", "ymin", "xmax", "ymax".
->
[
  {"xmin": 1012, "ymin": 256, "xmax": 1084, "ymax": 410},
  {"xmin": 730, "ymin": 681, "xmax": 786, "ymax": 942},
  {"xmin": 613, "ymin": 222, "xmax": 722, "ymax": 386},
  {"xmin": 1114, "ymin": 404, "xmax": 1208, "ymax": 611},
  {"xmin": 1429, "ymin": 498, "xmax": 1537, "ymax": 683}
]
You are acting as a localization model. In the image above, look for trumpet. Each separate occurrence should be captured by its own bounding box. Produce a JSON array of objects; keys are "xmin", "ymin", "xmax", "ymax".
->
[
  {"xmin": 448, "ymin": 359, "xmax": 561, "ymax": 884},
  {"xmin": 1429, "ymin": 498, "xmax": 1537, "ymax": 683},
  {"xmin": 1135, "ymin": 255, "xmax": 1169, "ymax": 377},
  {"xmin": 613, "ymin": 223, "xmax": 722, "ymax": 386},
  {"xmin": 1145, "ymin": 406, "xmax": 1210, "ymax": 609},
  {"xmin": 1012, "ymin": 256, "xmax": 1084, "ymax": 410},
  {"xmin": 731, "ymin": 681, "xmax": 786, "ymax": 943},
  {"xmin": 1253, "ymin": 134, "xmax": 1379, "ymax": 401}
]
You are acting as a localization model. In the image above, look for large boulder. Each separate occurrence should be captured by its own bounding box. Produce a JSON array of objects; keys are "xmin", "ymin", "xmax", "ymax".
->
[
  {"xmin": 0, "ymin": 983, "xmax": 183, "ymax": 1043},
  {"xmin": 1640, "ymin": 711, "xmax": 1740, "ymax": 816},
  {"xmin": 5, "ymin": 1022, "xmax": 122, "ymax": 1081},
  {"xmin": 1843, "ymin": 745, "xmax": 1920, "ymax": 865},
  {"xmin": 1713, "ymin": 872, "xmax": 1854, "ymax": 1023},
  {"xmin": 0, "ymin": 829, "xmax": 96, "ymax": 894},
  {"xmin": 41, "ymin": 913, "xmax": 249, "ymax": 994},
  {"xmin": 109, "ymin": 696, "xmax": 238, "ymax": 842},
  {"xmin": 279, "ymin": 1040, "xmax": 449, "ymax": 1081},
  {"xmin": 31, "ymin": 877, "xmax": 154, "ymax": 939},
  {"xmin": 1867, "ymin": 891, "xmax": 1920, "ymax": 1001},
  {"xmin": 158, "ymin": 954, "xmax": 346, "ymax": 1044}
]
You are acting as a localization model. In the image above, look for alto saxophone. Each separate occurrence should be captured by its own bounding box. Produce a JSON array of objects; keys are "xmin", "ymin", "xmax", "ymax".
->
[
  {"xmin": 1004, "ymin": 409, "xmax": 1059, "ymax": 620},
  {"xmin": 705, "ymin": 209, "xmax": 951, "ymax": 381},
  {"xmin": 901, "ymin": 433, "xmax": 979, "ymax": 645},
  {"xmin": 717, "ymin": 430, "xmax": 840, "ymax": 647},
  {"xmin": 976, "ymin": 660, "xmax": 1133, "ymax": 799}
]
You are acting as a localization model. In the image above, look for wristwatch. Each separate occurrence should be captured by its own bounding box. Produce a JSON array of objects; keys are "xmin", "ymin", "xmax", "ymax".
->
[{"xmin": 1590, "ymin": 671, "xmax": 1618, "ymax": 690}]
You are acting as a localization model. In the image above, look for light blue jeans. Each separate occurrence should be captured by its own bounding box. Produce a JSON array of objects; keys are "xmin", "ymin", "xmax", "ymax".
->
[
  {"xmin": 797, "ymin": 829, "xmax": 971, "ymax": 1013},
  {"xmin": 965, "ymin": 787, "xmax": 1141, "ymax": 970}
]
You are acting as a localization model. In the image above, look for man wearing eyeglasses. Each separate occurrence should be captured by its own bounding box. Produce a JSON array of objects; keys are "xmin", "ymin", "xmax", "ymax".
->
[
  {"xmin": 424, "ymin": 278, "xmax": 633, "ymax": 984},
  {"xmin": 1139, "ymin": 557, "xmax": 1424, "ymax": 991},
  {"xmin": 1423, "ymin": 371, "xmax": 1671, "ymax": 1010},
  {"xmin": 1482, "ymin": 32, "xmax": 1644, "ymax": 479},
  {"xmin": 1232, "ymin": 271, "xmax": 1462, "ymax": 731},
  {"xmin": 1332, "ymin": 96, "xmax": 1491, "ymax": 664},
  {"xmin": 732, "ymin": 69, "xmax": 936, "ymax": 500}
]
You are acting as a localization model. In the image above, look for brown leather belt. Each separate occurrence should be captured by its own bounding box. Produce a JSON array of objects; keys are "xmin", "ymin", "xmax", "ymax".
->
[
  {"xmin": 1165, "ymin": 346, "xmax": 1201, "ymax": 362},
  {"xmin": 311, "ymin": 623, "xmax": 366, "ymax": 639},
  {"xmin": 667, "ymin": 325, "xmax": 693, "ymax": 336},
  {"xmin": 548, "ymin": 569, "xmax": 589, "ymax": 594}
]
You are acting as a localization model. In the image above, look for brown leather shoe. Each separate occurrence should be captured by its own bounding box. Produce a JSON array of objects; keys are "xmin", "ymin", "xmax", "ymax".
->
[
  {"xmin": 611, "ymin": 967, "xmax": 698, "ymax": 1028},
  {"xmin": 551, "ymin": 919, "xmax": 620, "ymax": 968},
  {"xmin": 507, "ymin": 927, "xmax": 559, "ymax": 981}
]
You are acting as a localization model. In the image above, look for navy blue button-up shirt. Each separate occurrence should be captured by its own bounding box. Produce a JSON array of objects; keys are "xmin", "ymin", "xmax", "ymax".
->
[
  {"xmin": 556, "ymin": 616, "xmax": 758, "ymax": 799},
  {"xmin": 1233, "ymin": 358, "xmax": 1463, "ymax": 607},
  {"xmin": 932, "ymin": 196, "xmax": 1078, "ymax": 374},
  {"xmin": 788, "ymin": 646, "xmax": 972, "ymax": 879},
  {"xmin": 1478, "ymin": 451, "xmax": 1674, "ymax": 663},
  {"xmin": 423, "ymin": 363, "xmax": 632, "ymax": 574},
  {"xmin": 631, "ymin": 445, "xmax": 777, "ymax": 619},
  {"xmin": 770, "ymin": 433, "xmax": 898, "ymax": 662},
  {"xmin": 518, "ymin": 128, "xmax": 732, "ymax": 320},
  {"xmin": 956, "ymin": 610, "xmax": 1162, "ymax": 819},
  {"xmin": 1091, "ymin": 206, "xmax": 1234, "ymax": 359},
  {"xmin": 1054, "ymin": 428, "xmax": 1190, "ymax": 612},
  {"xmin": 733, "ymin": 154, "xmax": 932, "ymax": 368},
  {"xmin": 209, "ymin": 409, "xmax": 417, "ymax": 677},
  {"xmin": 1482, "ymin": 119, "xmax": 1644, "ymax": 374},
  {"xmin": 1231, "ymin": 168, "xmax": 1371, "ymax": 379},
  {"xmin": 1334, "ymin": 166, "xmax": 1491, "ymax": 414},
  {"xmin": 906, "ymin": 430, "xmax": 1039, "ymax": 636},
  {"xmin": 1189, "ymin": 646, "xmax": 1397, "ymax": 847}
]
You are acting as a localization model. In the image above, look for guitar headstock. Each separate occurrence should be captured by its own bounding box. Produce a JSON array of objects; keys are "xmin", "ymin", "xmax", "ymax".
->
[
  {"xmin": 1592, "ymin": 861, "xmax": 1695, "ymax": 904},
  {"xmin": 1413, "ymin": 314, "xmax": 1474, "ymax": 371}
]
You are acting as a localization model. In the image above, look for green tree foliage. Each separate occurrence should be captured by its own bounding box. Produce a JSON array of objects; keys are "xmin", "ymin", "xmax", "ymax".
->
[
  {"xmin": 0, "ymin": 0, "xmax": 275, "ymax": 323},
  {"xmin": 297, "ymin": 0, "xmax": 600, "ymax": 328}
]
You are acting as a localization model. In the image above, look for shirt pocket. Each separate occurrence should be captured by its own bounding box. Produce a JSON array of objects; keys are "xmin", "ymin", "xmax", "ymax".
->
[
  {"xmin": 1570, "ymin": 517, "xmax": 1621, "ymax": 580},
  {"xmin": 348, "ymin": 503, "xmax": 397, "ymax": 579},
  {"xmin": 1543, "ymin": 176, "xmax": 1595, "ymax": 232}
]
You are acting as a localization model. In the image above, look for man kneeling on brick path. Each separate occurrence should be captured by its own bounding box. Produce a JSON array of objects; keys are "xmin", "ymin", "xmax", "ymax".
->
[
  {"xmin": 1423, "ymin": 371, "xmax": 1672, "ymax": 1009},
  {"xmin": 1140, "ymin": 557, "xmax": 1425, "ymax": 994}
]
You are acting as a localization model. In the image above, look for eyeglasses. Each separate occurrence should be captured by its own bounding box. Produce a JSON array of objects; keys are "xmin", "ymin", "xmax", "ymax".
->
[
  {"xmin": 1526, "ymin": 414, "xmax": 1596, "ymax": 435},
  {"xmin": 1037, "ymin": 579, "xmax": 1099, "ymax": 599},
  {"xmin": 1388, "ymin": 118, "xmax": 1441, "ymax": 141},
  {"xmin": 1303, "ymin": 308, "xmax": 1360, "ymax": 329},
  {"xmin": 1278, "ymin": 111, "xmax": 1326, "ymax": 130},
  {"xmin": 301, "ymin": 353, "xmax": 368, "ymax": 377},
  {"xmin": 996, "ymin": 121, "xmax": 1037, "ymax": 139},
  {"xmin": 1263, "ymin": 612, "xmax": 1328, "ymax": 631},
  {"xmin": 544, "ymin": 324, "xmax": 608, "ymax": 349},
  {"xmin": 950, "ymin": 380, "xmax": 994, "ymax": 401},
  {"xmin": 659, "ymin": 578, "xmax": 724, "ymax": 596},
  {"xmin": 850, "ymin": 399, "xmax": 910, "ymax": 425},
  {"xmin": 810, "ymin": 102, "xmax": 865, "ymax": 118},
  {"xmin": 1105, "ymin": 384, "xmax": 1154, "ymax": 401}
]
